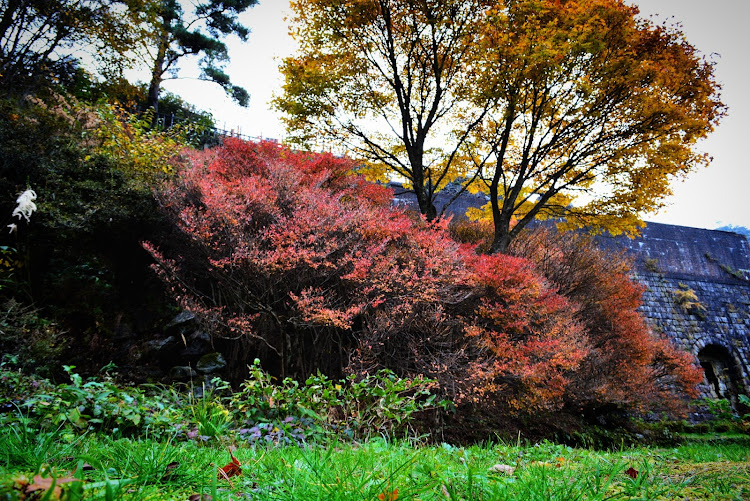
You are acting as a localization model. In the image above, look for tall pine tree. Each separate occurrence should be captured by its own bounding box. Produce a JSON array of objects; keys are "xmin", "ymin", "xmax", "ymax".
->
[{"xmin": 141, "ymin": 0, "xmax": 257, "ymax": 113}]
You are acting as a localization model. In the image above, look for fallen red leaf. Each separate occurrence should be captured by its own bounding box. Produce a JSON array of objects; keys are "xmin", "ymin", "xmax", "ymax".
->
[
  {"xmin": 378, "ymin": 487, "xmax": 399, "ymax": 501},
  {"xmin": 217, "ymin": 450, "xmax": 242, "ymax": 480},
  {"xmin": 625, "ymin": 467, "xmax": 639, "ymax": 479}
]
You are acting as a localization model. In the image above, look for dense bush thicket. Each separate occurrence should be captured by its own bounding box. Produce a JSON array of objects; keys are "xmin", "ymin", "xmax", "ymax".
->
[
  {"xmin": 0, "ymin": 86, "xmax": 702, "ymax": 439},
  {"xmin": 147, "ymin": 139, "xmax": 701, "ymax": 430},
  {"xmin": 147, "ymin": 139, "xmax": 467, "ymax": 380},
  {"xmin": 510, "ymin": 228, "xmax": 703, "ymax": 418},
  {"xmin": 451, "ymin": 221, "xmax": 703, "ymax": 418},
  {"xmin": 0, "ymin": 92, "xmax": 189, "ymax": 378}
]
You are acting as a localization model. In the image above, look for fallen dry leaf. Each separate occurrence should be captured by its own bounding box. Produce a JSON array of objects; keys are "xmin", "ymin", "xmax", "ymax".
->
[
  {"xmin": 441, "ymin": 484, "xmax": 451, "ymax": 499},
  {"xmin": 625, "ymin": 467, "xmax": 639, "ymax": 479},
  {"xmin": 217, "ymin": 450, "xmax": 242, "ymax": 480},
  {"xmin": 162, "ymin": 461, "xmax": 180, "ymax": 481},
  {"xmin": 25, "ymin": 473, "xmax": 79, "ymax": 499},
  {"xmin": 488, "ymin": 464, "xmax": 516, "ymax": 475}
]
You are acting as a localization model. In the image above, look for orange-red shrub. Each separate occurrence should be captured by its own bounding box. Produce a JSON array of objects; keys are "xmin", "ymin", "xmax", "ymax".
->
[
  {"xmin": 510, "ymin": 227, "xmax": 703, "ymax": 417},
  {"xmin": 147, "ymin": 139, "xmax": 700, "ymax": 426}
]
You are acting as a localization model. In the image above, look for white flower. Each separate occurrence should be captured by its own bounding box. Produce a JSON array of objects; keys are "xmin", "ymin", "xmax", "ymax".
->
[
  {"xmin": 7, "ymin": 223, "xmax": 17, "ymax": 234},
  {"xmin": 12, "ymin": 189, "xmax": 37, "ymax": 222}
]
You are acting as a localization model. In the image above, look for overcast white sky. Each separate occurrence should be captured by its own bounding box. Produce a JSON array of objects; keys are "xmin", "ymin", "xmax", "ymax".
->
[{"xmin": 156, "ymin": 0, "xmax": 750, "ymax": 231}]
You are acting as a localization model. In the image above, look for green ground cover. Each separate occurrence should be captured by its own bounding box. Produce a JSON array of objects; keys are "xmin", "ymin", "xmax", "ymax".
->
[
  {"xmin": 1, "ymin": 434, "xmax": 749, "ymax": 500},
  {"xmin": 2, "ymin": 364, "xmax": 748, "ymax": 500}
]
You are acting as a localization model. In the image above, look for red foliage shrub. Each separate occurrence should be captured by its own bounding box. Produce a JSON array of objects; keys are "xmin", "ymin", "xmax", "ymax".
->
[
  {"xmin": 510, "ymin": 227, "xmax": 703, "ymax": 417},
  {"xmin": 148, "ymin": 139, "xmax": 469, "ymax": 381},
  {"xmin": 461, "ymin": 252, "xmax": 587, "ymax": 412},
  {"xmin": 147, "ymin": 139, "xmax": 700, "ymax": 427},
  {"xmin": 352, "ymin": 245, "xmax": 588, "ymax": 415}
]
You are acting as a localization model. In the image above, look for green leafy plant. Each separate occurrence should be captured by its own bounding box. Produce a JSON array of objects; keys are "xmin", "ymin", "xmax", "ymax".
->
[
  {"xmin": 186, "ymin": 378, "xmax": 232, "ymax": 439},
  {"xmin": 739, "ymin": 395, "xmax": 750, "ymax": 413},
  {"xmin": 701, "ymin": 398, "xmax": 735, "ymax": 422},
  {"xmin": 0, "ymin": 365, "xmax": 181, "ymax": 439},
  {"xmin": 232, "ymin": 360, "xmax": 448, "ymax": 443},
  {"xmin": 697, "ymin": 397, "xmax": 750, "ymax": 433},
  {"xmin": 85, "ymin": 103, "xmax": 188, "ymax": 183}
]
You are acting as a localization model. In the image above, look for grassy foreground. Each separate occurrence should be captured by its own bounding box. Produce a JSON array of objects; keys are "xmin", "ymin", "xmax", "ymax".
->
[{"xmin": 1, "ymin": 434, "xmax": 749, "ymax": 500}]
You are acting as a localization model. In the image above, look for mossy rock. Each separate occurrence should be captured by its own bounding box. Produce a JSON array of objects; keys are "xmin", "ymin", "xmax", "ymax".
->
[
  {"xmin": 169, "ymin": 365, "xmax": 197, "ymax": 381},
  {"xmin": 196, "ymin": 352, "xmax": 226, "ymax": 374}
]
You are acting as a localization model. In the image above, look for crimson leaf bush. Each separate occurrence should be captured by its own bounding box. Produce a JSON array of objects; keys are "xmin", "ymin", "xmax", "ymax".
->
[{"xmin": 147, "ymin": 139, "xmax": 700, "ymax": 432}]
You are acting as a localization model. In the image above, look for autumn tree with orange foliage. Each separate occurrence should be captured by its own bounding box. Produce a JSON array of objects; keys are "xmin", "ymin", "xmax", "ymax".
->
[
  {"xmin": 465, "ymin": 0, "xmax": 724, "ymax": 252},
  {"xmin": 275, "ymin": 0, "xmax": 490, "ymax": 220},
  {"xmin": 278, "ymin": 0, "xmax": 724, "ymax": 253}
]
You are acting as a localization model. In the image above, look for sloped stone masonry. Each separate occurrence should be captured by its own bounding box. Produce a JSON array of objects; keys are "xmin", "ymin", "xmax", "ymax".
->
[{"xmin": 596, "ymin": 222, "xmax": 750, "ymax": 403}]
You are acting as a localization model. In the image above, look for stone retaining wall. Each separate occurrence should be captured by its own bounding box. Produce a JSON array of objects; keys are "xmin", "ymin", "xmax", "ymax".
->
[
  {"xmin": 596, "ymin": 221, "xmax": 750, "ymax": 405},
  {"xmin": 636, "ymin": 271, "xmax": 750, "ymax": 401}
]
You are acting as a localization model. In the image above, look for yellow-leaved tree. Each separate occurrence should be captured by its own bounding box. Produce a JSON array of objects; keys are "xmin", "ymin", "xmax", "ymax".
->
[
  {"xmin": 277, "ymin": 0, "xmax": 724, "ymax": 253},
  {"xmin": 468, "ymin": 0, "xmax": 724, "ymax": 253},
  {"xmin": 275, "ymin": 0, "xmax": 491, "ymax": 220}
]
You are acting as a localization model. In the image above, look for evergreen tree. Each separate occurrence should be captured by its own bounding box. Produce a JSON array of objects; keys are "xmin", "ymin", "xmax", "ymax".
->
[{"xmin": 141, "ymin": 0, "xmax": 258, "ymax": 113}]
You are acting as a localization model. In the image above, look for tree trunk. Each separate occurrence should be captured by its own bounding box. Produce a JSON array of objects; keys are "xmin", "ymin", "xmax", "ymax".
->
[
  {"xmin": 146, "ymin": 25, "xmax": 170, "ymax": 113},
  {"xmin": 416, "ymin": 189, "xmax": 437, "ymax": 221},
  {"xmin": 490, "ymin": 216, "xmax": 512, "ymax": 254},
  {"xmin": 408, "ymin": 151, "xmax": 437, "ymax": 220},
  {"xmin": 146, "ymin": 75, "xmax": 161, "ymax": 114}
]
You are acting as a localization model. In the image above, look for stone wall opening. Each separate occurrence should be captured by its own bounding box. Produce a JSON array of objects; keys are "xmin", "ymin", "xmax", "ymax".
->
[{"xmin": 697, "ymin": 344, "xmax": 745, "ymax": 409}]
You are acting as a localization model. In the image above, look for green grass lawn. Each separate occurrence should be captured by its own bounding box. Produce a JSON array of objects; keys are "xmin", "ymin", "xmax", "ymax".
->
[
  {"xmin": 2, "ymin": 366, "xmax": 748, "ymax": 499},
  {"xmin": 2, "ymin": 433, "xmax": 749, "ymax": 500}
]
